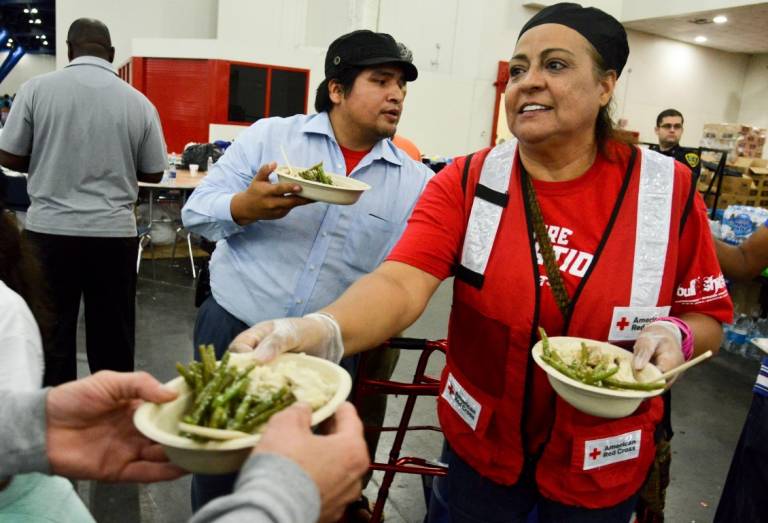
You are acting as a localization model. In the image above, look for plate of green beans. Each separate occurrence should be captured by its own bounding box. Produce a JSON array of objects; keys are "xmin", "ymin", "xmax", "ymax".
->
[
  {"xmin": 133, "ymin": 348, "xmax": 351, "ymax": 474},
  {"xmin": 531, "ymin": 329, "xmax": 666, "ymax": 419},
  {"xmin": 275, "ymin": 164, "xmax": 370, "ymax": 205}
]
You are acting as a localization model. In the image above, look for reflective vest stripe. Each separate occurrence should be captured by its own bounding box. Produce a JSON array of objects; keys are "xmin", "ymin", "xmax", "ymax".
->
[
  {"xmin": 630, "ymin": 150, "xmax": 675, "ymax": 306},
  {"xmin": 459, "ymin": 139, "xmax": 517, "ymax": 278},
  {"xmin": 459, "ymin": 143, "xmax": 674, "ymax": 305}
]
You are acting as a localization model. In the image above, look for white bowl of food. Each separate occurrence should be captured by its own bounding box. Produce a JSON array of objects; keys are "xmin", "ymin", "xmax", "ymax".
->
[
  {"xmin": 750, "ymin": 337, "xmax": 768, "ymax": 355},
  {"xmin": 531, "ymin": 335, "xmax": 665, "ymax": 419},
  {"xmin": 133, "ymin": 352, "xmax": 352, "ymax": 474},
  {"xmin": 275, "ymin": 164, "xmax": 370, "ymax": 205}
]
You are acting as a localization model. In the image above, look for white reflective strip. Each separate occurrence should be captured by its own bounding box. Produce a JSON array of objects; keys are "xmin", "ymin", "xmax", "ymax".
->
[
  {"xmin": 630, "ymin": 149, "xmax": 675, "ymax": 307},
  {"xmin": 460, "ymin": 139, "xmax": 517, "ymax": 275},
  {"xmin": 756, "ymin": 373, "xmax": 768, "ymax": 389}
]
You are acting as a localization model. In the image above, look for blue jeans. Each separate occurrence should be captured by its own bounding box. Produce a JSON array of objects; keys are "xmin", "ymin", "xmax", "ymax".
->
[
  {"xmin": 714, "ymin": 390, "xmax": 768, "ymax": 522},
  {"xmin": 440, "ymin": 444, "xmax": 639, "ymax": 523}
]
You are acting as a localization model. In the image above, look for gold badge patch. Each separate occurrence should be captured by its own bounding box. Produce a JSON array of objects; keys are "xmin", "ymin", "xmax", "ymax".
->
[{"xmin": 685, "ymin": 152, "xmax": 700, "ymax": 168}]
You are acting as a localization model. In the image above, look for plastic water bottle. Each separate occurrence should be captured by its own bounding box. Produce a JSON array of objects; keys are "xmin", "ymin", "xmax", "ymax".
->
[
  {"xmin": 168, "ymin": 153, "xmax": 177, "ymax": 182},
  {"xmin": 722, "ymin": 322, "xmax": 734, "ymax": 353},
  {"xmin": 744, "ymin": 314, "xmax": 765, "ymax": 360},
  {"xmin": 207, "ymin": 155, "xmax": 214, "ymax": 171},
  {"xmin": 729, "ymin": 314, "xmax": 750, "ymax": 356}
]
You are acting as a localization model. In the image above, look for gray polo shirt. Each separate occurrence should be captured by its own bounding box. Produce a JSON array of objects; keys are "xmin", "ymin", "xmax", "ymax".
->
[{"xmin": 0, "ymin": 56, "xmax": 167, "ymax": 237}]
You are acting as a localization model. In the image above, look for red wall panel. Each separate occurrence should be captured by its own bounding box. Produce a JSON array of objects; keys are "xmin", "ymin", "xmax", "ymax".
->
[
  {"xmin": 131, "ymin": 58, "xmax": 310, "ymax": 153},
  {"xmin": 144, "ymin": 58, "xmax": 211, "ymax": 154}
]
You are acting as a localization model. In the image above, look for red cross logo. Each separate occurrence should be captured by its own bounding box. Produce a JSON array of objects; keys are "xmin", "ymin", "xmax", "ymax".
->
[
  {"xmin": 616, "ymin": 317, "xmax": 630, "ymax": 331},
  {"xmin": 447, "ymin": 384, "xmax": 455, "ymax": 396},
  {"xmin": 589, "ymin": 447, "xmax": 602, "ymax": 460}
]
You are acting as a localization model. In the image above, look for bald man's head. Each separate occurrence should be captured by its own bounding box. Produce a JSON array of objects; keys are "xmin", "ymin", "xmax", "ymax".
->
[{"xmin": 66, "ymin": 18, "xmax": 114, "ymax": 62}]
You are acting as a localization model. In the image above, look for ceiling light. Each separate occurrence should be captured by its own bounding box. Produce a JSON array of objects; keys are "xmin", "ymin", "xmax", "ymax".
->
[
  {"xmin": 713, "ymin": 15, "xmax": 728, "ymax": 24},
  {"xmin": 28, "ymin": 19, "xmax": 33, "ymax": 24},
  {"xmin": 8, "ymin": 38, "xmax": 13, "ymax": 43},
  {"xmin": 43, "ymin": 41, "xmax": 48, "ymax": 46},
  {"xmin": 34, "ymin": 35, "xmax": 39, "ymax": 39},
  {"xmin": 40, "ymin": 34, "xmax": 45, "ymax": 38},
  {"xmin": 23, "ymin": 8, "xmax": 29, "ymax": 13},
  {"xmin": 30, "ymin": 7, "xmax": 38, "ymax": 14},
  {"xmin": 695, "ymin": 35, "xmax": 707, "ymax": 43},
  {"xmin": 5, "ymin": 42, "xmax": 11, "ymax": 48},
  {"xmin": 34, "ymin": 18, "xmax": 41, "ymax": 24}
]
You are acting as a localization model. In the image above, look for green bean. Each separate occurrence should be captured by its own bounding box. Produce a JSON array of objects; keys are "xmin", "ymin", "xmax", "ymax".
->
[
  {"xmin": 604, "ymin": 377, "xmax": 665, "ymax": 391},
  {"xmin": 541, "ymin": 353, "xmax": 583, "ymax": 382},
  {"xmin": 214, "ymin": 376, "xmax": 249, "ymax": 410},
  {"xmin": 579, "ymin": 342, "xmax": 590, "ymax": 367},
  {"xmin": 297, "ymin": 162, "xmax": 333, "ymax": 185},
  {"xmin": 192, "ymin": 366, "xmax": 204, "ymax": 396},
  {"xmin": 188, "ymin": 354, "xmax": 231, "ymax": 424},
  {"xmin": 539, "ymin": 327, "xmax": 551, "ymax": 357},
  {"xmin": 228, "ymin": 394, "xmax": 254, "ymax": 431},
  {"xmin": 583, "ymin": 364, "xmax": 620, "ymax": 384},
  {"xmin": 242, "ymin": 393, "xmax": 296, "ymax": 433},
  {"xmin": 176, "ymin": 362, "xmax": 195, "ymax": 388},
  {"xmin": 206, "ymin": 345, "xmax": 221, "ymax": 382},
  {"xmin": 209, "ymin": 406, "xmax": 228, "ymax": 429}
]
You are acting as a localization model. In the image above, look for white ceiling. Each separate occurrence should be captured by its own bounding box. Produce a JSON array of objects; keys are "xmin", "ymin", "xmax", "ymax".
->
[{"xmin": 624, "ymin": 3, "xmax": 768, "ymax": 54}]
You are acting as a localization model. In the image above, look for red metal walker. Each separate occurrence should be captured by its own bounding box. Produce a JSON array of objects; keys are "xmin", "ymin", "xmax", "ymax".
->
[{"xmin": 347, "ymin": 337, "xmax": 449, "ymax": 523}]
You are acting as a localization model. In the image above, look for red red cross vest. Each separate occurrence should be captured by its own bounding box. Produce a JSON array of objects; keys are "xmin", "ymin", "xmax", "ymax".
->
[{"xmin": 438, "ymin": 139, "xmax": 692, "ymax": 508}]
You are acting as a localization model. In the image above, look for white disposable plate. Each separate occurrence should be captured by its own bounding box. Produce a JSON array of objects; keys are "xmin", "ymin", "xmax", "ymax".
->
[
  {"xmin": 750, "ymin": 337, "xmax": 768, "ymax": 355},
  {"xmin": 133, "ymin": 353, "xmax": 352, "ymax": 474},
  {"xmin": 275, "ymin": 165, "xmax": 370, "ymax": 205},
  {"xmin": 532, "ymin": 336, "xmax": 665, "ymax": 419}
]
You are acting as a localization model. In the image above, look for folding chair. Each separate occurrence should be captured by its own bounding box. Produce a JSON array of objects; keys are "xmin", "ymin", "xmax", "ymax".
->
[
  {"xmin": 170, "ymin": 225, "xmax": 197, "ymax": 278},
  {"xmin": 136, "ymin": 224, "xmax": 153, "ymax": 274},
  {"xmin": 349, "ymin": 337, "xmax": 449, "ymax": 522}
]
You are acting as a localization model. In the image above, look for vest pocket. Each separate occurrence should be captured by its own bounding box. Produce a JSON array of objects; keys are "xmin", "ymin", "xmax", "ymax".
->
[
  {"xmin": 537, "ymin": 396, "xmax": 663, "ymax": 508},
  {"xmin": 447, "ymin": 299, "xmax": 510, "ymax": 398}
]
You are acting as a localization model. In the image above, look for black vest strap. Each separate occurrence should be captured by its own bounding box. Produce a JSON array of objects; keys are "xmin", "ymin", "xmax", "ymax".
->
[
  {"xmin": 475, "ymin": 184, "xmax": 509, "ymax": 207},
  {"xmin": 678, "ymin": 171, "xmax": 698, "ymax": 237},
  {"xmin": 455, "ymin": 264, "xmax": 485, "ymax": 289},
  {"xmin": 461, "ymin": 153, "xmax": 475, "ymax": 193}
]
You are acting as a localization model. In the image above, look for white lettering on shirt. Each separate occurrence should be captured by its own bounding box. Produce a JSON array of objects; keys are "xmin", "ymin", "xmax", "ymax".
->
[{"xmin": 535, "ymin": 224, "xmax": 594, "ymax": 282}]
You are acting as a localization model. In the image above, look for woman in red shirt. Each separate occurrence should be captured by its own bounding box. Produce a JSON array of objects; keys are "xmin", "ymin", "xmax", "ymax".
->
[{"xmin": 230, "ymin": 3, "xmax": 732, "ymax": 522}]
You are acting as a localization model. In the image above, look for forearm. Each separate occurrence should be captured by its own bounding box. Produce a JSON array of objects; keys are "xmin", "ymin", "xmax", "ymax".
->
[
  {"xmin": 190, "ymin": 453, "xmax": 320, "ymax": 523},
  {"xmin": 323, "ymin": 261, "xmax": 440, "ymax": 356},
  {"xmin": 715, "ymin": 239, "xmax": 751, "ymax": 281},
  {"xmin": 680, "ymin": 312, "xmax": 723, "ymax": 357},
  {"xmin": 0, "ymin": 149, "xmax": 30, "ymax": 172},
  {"xmin": 0, "ymin": 389, "xmax": 50, "ymax": 476}
]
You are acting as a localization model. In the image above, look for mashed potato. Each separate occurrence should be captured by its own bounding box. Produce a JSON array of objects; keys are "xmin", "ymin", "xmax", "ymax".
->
[{"xmin": 236, "ymin": 358, "xmax": 336, "ymax": 409}]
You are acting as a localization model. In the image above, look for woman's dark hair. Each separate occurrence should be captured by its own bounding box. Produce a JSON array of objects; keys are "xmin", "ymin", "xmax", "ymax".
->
[
  {"xmin": 587, "ymin": 46, "xmax": 624, "ymax": 157},
  {"xmin": 0, "ymin": 175, "xmax": 52, "ymax": 349},
  {"xmin": 314, "ymin": 66, "xmax": 365, "ymax": 113}
]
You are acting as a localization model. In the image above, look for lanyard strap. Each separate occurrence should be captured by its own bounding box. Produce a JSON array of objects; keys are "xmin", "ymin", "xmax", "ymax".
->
[{"xmin": 522, "ymin": 169, "xmax": 570, "ymax": 318}]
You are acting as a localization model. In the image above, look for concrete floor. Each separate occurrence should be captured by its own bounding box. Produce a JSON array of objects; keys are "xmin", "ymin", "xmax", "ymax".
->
[{"xmin": 72, "ymin": 258, "xmax": 757, "ymax": 523}]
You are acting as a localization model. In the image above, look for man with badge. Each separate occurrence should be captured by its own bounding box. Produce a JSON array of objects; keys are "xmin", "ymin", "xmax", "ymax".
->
[{"xmin": 650, "ymin": 108, "xmax": 701, "ymax": 178}]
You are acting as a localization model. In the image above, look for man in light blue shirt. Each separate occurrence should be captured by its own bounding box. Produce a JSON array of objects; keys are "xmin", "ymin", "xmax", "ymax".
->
[{"xmin": 182, "ymin": 29, "xmax": 432, "ymax": 512}]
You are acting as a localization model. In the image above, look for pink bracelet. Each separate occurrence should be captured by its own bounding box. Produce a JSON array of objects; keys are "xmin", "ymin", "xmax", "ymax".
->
[{"xmin": 656, "ymin": 316, "xmax": 694, "ymax": 361}]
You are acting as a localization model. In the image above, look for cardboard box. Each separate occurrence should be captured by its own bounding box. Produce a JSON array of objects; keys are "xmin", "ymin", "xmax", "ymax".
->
[
  {"xmin": 721, "ymin": 174, "xmax": 756, "ymax": 195},
  {"xmin": 728, "ymin": 157, "xmax": 755, "ymax": 173}
]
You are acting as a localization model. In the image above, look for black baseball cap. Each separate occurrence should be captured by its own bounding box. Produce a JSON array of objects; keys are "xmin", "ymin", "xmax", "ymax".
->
[{"xmin": 325, "ymin": 30, "xmax": 418, "ymax": 81}]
